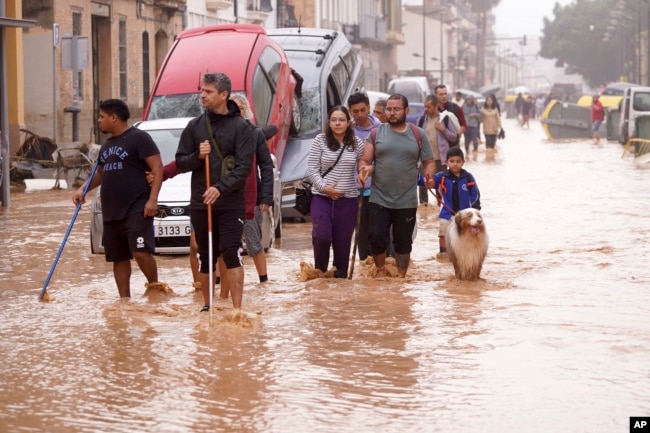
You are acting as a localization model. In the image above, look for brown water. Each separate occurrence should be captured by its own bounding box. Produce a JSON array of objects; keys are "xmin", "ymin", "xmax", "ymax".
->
[{"xmin": 1, "ymin": 118, "xmax": 649, "ymax": 432}]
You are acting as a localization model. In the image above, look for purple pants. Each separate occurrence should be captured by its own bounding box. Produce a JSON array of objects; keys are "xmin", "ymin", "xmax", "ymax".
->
[{"xmin": 310, "ymin": 194, "xmax": 358, "ymax": 278}]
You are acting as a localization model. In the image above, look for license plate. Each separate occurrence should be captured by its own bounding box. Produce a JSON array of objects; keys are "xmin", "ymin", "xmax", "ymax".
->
[{"xmin": 156, "ymin": 224, "xmax": 191, "ymax": 238}]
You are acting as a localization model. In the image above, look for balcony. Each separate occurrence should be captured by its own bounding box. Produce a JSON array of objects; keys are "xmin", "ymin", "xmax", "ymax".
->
[
  {"xmin": 243, "ymin": 0, "xmax": 272, "ymax": 23},
  {"xmin": 205, "ymin": 0, "xmax": 232, "ymax": 11},
  {"xmin": 359, "ymin": 14, "xmax": 386, "ymax": 45},
  {"xmin": 385, "ymin": 29, "xmax": 405, "ymax": 45}
]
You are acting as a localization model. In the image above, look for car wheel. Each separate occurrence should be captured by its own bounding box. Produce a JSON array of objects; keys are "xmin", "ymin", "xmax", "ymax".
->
[
  {"xmin": 90, "ymin": 227, "xmax": 99, "ymax": 254},
  {"xmin": 290, "ymin": 91, "xmax": 301, "ymax": 135}
]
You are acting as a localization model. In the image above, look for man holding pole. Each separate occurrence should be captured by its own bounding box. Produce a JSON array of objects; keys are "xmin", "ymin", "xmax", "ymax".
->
[{"xmin": 175, "ymin": 72, "xmax": 255, "ymax": 313}]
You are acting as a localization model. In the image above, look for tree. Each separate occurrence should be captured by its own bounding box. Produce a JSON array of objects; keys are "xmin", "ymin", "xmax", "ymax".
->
[
  {"xmin": 539, "ymin": 0, "xmax": 627, "ymax": 87},
  {"xmin": 464, "ymin": 0, "xmax": 502, "ymax": 87}
]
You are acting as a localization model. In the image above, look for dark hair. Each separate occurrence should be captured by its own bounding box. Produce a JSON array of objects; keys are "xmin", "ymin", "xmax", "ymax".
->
[
  {"xmin": 99, "ymin": 99, "xmax": 130, "ymax": 121},
  {"xmin": 325, "ymin": 105, "xmax": 357, "ymax": 151},
  {"xmin": 446, "ymin": 146, "xmax": 465, "ymax": 161},
  {"xmin": 387, "ymin": 93, "xmax": 409, "ymax": 108},
  {"xmin": 434, "ymin": 84, "xmax": 447, "ymax": 93},
  {"xmin": 203, "ymin": 72, "xmax": 232, "ymax": 98},
  {"xmin": 347, "ymin": 92, "xmax": 370, "ymax": 107},
  {"xmin": 484, "ymin": 94, "xmax": 501, "ymax": 113},
  {"xmin": 424, "ymin": 94, "xmax": 439, "ymax": 105}
]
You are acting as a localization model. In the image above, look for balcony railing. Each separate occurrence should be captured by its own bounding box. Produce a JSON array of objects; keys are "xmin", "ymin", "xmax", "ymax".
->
[{"xmin": 205, "ymin": 0, "xmax": 232, "ymax": 11}]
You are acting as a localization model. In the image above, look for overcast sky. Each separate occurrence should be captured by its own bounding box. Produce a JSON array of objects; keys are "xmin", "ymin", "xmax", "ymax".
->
[{"xmin": 493, "ymin": 0, "xmax": 575, "ymax": 37}]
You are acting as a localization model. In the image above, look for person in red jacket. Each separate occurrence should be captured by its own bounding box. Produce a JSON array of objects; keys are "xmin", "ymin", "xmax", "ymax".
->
[{"xmin": 591, "ymin": 94, "xmax": 605, "ymax": 145}]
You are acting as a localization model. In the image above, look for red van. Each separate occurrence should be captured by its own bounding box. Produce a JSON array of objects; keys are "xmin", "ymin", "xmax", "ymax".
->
[{"xmin": 143, "ymin": 24, "xmax": 299, "ymax": 169}]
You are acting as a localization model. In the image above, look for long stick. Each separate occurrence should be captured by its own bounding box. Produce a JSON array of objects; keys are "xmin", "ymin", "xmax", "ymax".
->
[
  {"xmin": 206, "ymin": 156, "xmax": 213, "ymax": 327},
  {"xmin": 39, "ymin": 160, "xmax": 100, "ymax": 301},
  {"xmin": 348, "ymin": 187, "xmax": 365, "ymax": 279}
]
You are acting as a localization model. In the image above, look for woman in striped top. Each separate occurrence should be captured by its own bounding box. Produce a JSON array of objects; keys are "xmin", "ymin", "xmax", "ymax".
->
[{"xmin": 306, "ymin": 105, "xmax": 365, "ymax": 278}]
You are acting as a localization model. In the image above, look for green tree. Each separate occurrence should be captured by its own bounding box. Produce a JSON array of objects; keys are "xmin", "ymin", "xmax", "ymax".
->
[
  {"xmin": 464, "ymin": 0, "xmax": 502, "ymax": 87},
  {"xmin": 539, "ymin": 0, "xmax": 632, "ymax": 87}
]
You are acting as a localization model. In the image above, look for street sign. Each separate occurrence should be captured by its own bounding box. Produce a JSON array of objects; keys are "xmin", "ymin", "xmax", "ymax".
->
[{"xmin": 53, "ymin": 23, "xmax": 60, "ymax": 48}]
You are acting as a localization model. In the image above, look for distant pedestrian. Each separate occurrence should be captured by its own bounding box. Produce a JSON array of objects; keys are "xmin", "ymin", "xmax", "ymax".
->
[
  {"xmin": 481, "ymin": 94, "xmax": 502, "ymax": 160},
  {"xmin": 462, "ymin": 96, "xmax": 480, "ymax": 153},
  {"xmin": 373, "ymin": 99, "xmax": 388, "ymax": 124},
  {"xmin": 591, "ymin": 94, "xmax": 605, "ymax": 145}
]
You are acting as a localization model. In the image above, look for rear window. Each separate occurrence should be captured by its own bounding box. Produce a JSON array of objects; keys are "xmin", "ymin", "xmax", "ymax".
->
[{"xmin": 632, "ymin": 92, "xmax": 650, "ymax": 111}]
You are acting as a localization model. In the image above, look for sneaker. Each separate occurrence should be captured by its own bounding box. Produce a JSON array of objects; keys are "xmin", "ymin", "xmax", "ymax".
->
[{"xmin": 200, "ymin": 305, "xmax": 210, "ymax": 312}]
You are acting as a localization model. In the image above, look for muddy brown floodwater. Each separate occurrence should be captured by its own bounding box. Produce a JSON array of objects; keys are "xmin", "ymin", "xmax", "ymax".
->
[{"xmin": 1, "ymin": 118, "xmax": 649, "ymax": 432}]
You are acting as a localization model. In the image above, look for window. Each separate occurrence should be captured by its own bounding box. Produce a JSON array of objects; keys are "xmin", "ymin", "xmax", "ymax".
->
[
  {"xmin": 252, "ymin": 47, "xmax": 282, "ymax": 127},
  {"xmin": 72, "ymin": 10, "xmax": 83, "ymax": 100},
  {"xmin": 142, "ymin": 32, "xmax": 150, "ymax": 104},
  {"xmin": 119, "ymin": 18, "xmax": 127, "ymax": 99}
]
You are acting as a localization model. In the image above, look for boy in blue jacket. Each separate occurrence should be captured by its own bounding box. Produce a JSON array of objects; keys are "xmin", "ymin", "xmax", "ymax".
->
[{"xmin": 421, "ymin": 146, "xmax": 481, "ymax": 254}]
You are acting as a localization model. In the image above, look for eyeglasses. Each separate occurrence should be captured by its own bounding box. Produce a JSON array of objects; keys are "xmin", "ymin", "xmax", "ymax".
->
[
  {"xmin": 385, "ymin": 107, "xmax": 404, "ymax": 113},
  {"xmin": 373, "ymin": 110, "xmax": 384, "ymax": 115},
  {"xmin": 330, "ymin": 118, "xmax": 348, "ymax": 123}
]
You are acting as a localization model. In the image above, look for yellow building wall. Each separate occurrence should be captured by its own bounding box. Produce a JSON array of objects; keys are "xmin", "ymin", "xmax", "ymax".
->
[{"xmin": 6, "ymin": 0, "xmax": 26, "ymax": 153}]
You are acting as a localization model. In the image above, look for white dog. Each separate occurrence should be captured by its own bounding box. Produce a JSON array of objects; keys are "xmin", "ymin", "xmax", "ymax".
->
[{"xmin": 446, "ymin": 208, "xmax": 489, "ymax": 280}]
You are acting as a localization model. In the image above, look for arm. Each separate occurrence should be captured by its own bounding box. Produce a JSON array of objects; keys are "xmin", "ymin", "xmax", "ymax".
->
[
  {"xmin": 72, "ymin": 165, "xmax": 103, "ymax": 205},
  {"xmin": 357, "ymin": 137, "xmax": 375, "ymax": 186},
  {"xmin": 255, "ymin": 130, "xmax": 275, "ymax": 209},
  {"xmin": 175, "ymin": 121, "xmax": 203, "ymax": 173},
  {"xmin": 143, "ymin": 153, "xmax": 163, "ymax": 217}
]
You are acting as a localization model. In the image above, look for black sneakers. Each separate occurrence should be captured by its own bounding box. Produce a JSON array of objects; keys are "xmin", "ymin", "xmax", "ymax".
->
[{"xmin": 200, "ymin": 305, "xmax": 210, "ymax": 313}]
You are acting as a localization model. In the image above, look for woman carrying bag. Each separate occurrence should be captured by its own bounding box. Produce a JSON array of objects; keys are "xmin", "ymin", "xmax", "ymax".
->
[{"xmin": 306, "ymin": 105, "xmax": 364, "ymax": 278}]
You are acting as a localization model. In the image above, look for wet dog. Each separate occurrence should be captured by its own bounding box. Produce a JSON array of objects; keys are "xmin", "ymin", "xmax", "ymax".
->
[{"xmin": 446, "ymin": 208, "xmax": 488, "ymax": 280}]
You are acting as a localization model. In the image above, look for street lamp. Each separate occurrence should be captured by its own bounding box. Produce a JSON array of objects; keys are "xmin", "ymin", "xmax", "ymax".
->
[{"xmin": 416, "ymin": 5, "xmax": 445, "ymax": 85}]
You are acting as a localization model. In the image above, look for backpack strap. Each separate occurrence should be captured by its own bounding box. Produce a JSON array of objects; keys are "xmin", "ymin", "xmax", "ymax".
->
[{"xmin": 369, "ymin": 124, "xmax": 422, "ymax": 158}]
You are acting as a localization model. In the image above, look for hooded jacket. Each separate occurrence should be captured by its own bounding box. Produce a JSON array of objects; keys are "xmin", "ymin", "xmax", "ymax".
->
[
  {"xmin": 176, "ymin": 100, "xmax": 255, "ymax": 211},
  {"xmin": 432, "ymin": 168, "xmax": 481, "ymax": 220}
]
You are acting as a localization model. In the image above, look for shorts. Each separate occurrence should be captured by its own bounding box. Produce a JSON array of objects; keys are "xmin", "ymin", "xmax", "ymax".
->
[
  {"xmin": 243, "ymin": 207, "xmax": 264, "ymax": 257},
  {"xmin": 103, "ymin": 213, "xmax": 155, "ymax": 262},
  {"xmin": 438, "ymin": 218, "xmax": 450, "ymax": 237},
  {"xmin": 592, "ymin": 120, "xmax": 602, "ymax": 132},
  {"xmin": 191, "ymin": 207, "xmax": 244, "ymax": 272}
]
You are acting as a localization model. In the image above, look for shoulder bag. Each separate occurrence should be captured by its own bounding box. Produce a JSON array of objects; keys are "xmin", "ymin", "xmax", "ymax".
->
[
  {"xmin": 205, "ymin": 115, "xmax": 236, "ymax": 181},
  {"xmin": 294, "ymin": 144, "xmax": 346, "ymax": 216}
]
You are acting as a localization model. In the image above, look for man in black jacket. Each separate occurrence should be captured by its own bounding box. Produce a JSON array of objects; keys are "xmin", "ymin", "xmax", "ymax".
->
[{"xmin": 176, "ymin": 72, "xmax": 255, "ymax": 313}]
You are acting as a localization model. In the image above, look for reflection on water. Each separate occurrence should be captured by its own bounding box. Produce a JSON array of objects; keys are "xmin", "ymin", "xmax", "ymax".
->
[{"xmin": 1, "ymin": 119, "xmax": 650, "ymax": 432}]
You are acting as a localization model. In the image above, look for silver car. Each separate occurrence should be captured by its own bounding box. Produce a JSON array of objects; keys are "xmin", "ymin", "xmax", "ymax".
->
[{"xmin": 90, "ymin": 117, "xmax": 281, "ymax": 254}]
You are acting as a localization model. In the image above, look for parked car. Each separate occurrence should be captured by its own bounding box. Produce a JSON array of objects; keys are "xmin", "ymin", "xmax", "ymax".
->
[
  {"xmin": 142, "ymin": 23, "xmax": 299, "ymax": 237},
  {"xmin": 268, "ymin": 28, "xmax": 364, "ymax": 219},
  {"xmin": 90, "ymin": 117, "xmax": 282, "ymax": 254},
  {"xmin": 387, "ymin": 77, "xmax": 429, "ymax": 104},
  {"xmin": 406, "ymin": 102, "xmax": 425, "ymax": 125},
  {"xmin": 367, "ymin": 90, "xmax": 390, "ymax": 108},
  {"xmin": 618, "ymin": 86, "xmax": 650, "ymax": 145},
  {"xmin": 455, "ymin": 88, "xmax": 485, "ymax": 107}
]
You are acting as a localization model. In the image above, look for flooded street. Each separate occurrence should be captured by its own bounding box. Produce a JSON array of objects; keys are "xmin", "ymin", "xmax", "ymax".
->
[{"xmin": 1, "ymin": 117, "xmax": 649, "ymax": 432}]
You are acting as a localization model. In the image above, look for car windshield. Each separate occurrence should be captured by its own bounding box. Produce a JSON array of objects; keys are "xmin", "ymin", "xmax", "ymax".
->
[
  {"xmin": 147, "ymin": 91, "xmax": 250, "ymax": 121},
  {"xmin": 144, "ymin": 128, "xmax": 183, "ymax": 164},
  {"xmin": 298, "ymin": 87, "xmax": 322, "ymax": 135},
  {"xmin": 148, "ymin": 94, "xmax": 202, "ymax": 120}
]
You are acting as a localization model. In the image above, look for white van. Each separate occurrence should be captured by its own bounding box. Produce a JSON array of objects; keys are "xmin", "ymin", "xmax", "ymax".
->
[
  {"xmin": 387, "ymin": 77, "xmax": 430, "ymax": 103},
  {"xmin": 618, "ymin": 86, "xmax": 650, "ymax": 145}
]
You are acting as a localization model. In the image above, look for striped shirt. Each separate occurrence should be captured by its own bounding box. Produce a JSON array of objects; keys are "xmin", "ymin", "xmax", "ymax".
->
[{"xmin": 306, "ymin": 133, "xmax": 364, "ymax": 198}]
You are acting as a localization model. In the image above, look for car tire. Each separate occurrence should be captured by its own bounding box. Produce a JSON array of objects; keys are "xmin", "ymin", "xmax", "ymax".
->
[{"xmin": 290, "ymin": 91, "xmax": 301, "ymax": 135}]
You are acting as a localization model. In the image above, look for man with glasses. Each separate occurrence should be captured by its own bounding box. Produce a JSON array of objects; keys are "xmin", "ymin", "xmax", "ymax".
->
[
  {"xmin": 373, "ymin": 99, "xmax": 388, "ymax": 124},
  {"xmin": 357, "ymin": 94, "xmax": 436, "ymax": 277}
]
